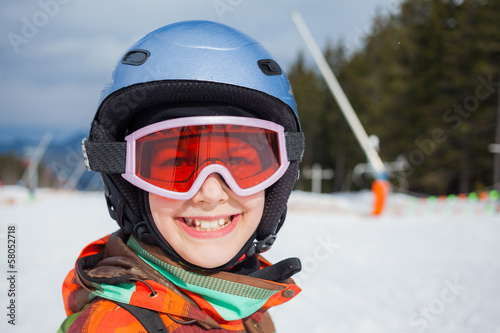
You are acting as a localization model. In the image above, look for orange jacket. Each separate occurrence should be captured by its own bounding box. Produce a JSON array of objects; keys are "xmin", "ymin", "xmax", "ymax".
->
[{"xmin": 58, "ymin": 232, "xmax": 300, "ymax": 332}]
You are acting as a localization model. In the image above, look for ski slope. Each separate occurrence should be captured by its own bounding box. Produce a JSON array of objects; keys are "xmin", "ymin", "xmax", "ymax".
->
[{"xmin": 1, "ymin": 186, "xmax": 499, "ymax": 333}]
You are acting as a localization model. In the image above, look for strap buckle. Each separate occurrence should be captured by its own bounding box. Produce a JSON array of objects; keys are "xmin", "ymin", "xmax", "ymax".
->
[
  {"xmin": 81, "ymin": 138, "xmax": 91, "ymax": 171},
  {"xmin": 254, "ymin": 234, "xmax": 276, "ymax": 253}
]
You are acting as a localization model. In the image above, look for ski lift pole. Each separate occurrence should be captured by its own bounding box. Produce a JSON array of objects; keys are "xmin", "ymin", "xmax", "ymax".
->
[
  {"xmin": 290, "ymin": 10, "xmax": 389, "ymax": 214},
  {"xmin": 22, "ymin": 132, "xmax": 53, "ymax": 195}
]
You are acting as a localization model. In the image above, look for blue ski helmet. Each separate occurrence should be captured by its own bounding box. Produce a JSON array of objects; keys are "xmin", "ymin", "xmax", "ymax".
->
[{"xmin": 87, "ymin": 20, "xmax": 304, "ymax": 270}]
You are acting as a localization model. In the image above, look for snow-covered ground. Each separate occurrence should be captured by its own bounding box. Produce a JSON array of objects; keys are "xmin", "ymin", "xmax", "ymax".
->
[{"xmin": 1, "ymin": 186, "xmax": 499, "ymax": 332}]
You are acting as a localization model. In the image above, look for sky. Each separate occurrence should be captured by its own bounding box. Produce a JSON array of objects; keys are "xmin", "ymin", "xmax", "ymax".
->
[{"xmin": 0, "ymin": 0, "xmax": 402, "ymax": 142}]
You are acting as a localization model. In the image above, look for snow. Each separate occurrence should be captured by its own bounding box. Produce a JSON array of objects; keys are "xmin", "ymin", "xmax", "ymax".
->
[{"xmin": 1, "ymin": 186, "xmax": 499, "ymax": 332}]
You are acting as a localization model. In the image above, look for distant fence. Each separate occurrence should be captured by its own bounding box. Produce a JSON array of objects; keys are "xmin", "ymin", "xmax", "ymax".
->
[{"xmin": 386, "ymin": 190, "xmax": 500, "ymax": 217}]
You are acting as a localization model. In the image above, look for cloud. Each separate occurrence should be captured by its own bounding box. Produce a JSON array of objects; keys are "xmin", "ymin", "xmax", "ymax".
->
[
  {"xmin": 1, "ymin": 76, "xmax": 98, "ymax": 128},
  {"xmin": 0, "ymin": 0, "xmax": 401, "ymax": 138}
]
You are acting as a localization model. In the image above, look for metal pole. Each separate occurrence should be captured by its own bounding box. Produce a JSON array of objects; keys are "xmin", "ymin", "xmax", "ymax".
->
[
  {"xmin": 64, "ymin": 160, "xmax": 87, "ymax": 190},
  {"xmin": 22, "ymin": 132, "xmax": 53, "ymax": 191},
  {"xmin": 290, "ymin": 10, "xmax": 387, "ymax": 179},
  {"xmin": 494, "ymin": 84, "xmax": 500, "ymax": 193}
]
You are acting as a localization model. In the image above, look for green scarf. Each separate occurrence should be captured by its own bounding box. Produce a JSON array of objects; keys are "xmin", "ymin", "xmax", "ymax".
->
[{"xmin": 126, "ymin": 237, "xmax": 279, "ymax": 321}]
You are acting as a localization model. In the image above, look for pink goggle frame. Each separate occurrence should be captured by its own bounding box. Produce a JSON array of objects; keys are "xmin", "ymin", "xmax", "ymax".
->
[{"xmin": 122, "ymin": 116, "xmax": 290, "ymax": 200}]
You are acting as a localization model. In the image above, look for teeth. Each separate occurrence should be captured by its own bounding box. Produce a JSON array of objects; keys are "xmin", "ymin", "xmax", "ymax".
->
[{"xmin": 183, "ymin": 216, "xmax": 233, "ymax": 232}]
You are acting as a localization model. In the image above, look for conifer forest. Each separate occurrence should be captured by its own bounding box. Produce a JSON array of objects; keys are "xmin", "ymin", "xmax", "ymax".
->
[{"xmin": 289, "ymin": 0, "xmax": 500, "ymax": 196}]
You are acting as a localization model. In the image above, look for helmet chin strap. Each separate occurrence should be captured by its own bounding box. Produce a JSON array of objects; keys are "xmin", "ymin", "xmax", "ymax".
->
[
  {"xmin": 102, "ymin": 175, "xmax": 300, "ymax": 280},
  {"xmin": 101, "ymin": 167, "xmax": 288, "ymax": 274}
]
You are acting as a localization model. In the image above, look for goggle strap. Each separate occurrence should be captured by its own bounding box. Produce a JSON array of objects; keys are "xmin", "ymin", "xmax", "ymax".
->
[
  {"xmin": 285, "ymin": 132, "xmax": 305, "ymax": 162},
  {"xmin": 82, "ymin": 139, "xmax": 127, "ymax": 174},
  {"xmin": 82, "ymin": 132, "xmax": 304, "ymax": 174}
]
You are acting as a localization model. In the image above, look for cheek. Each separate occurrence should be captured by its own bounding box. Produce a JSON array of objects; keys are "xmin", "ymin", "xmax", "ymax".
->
[
  {"xmin": 242, "ymin": 192, "xmax": 265, "ymax": 230},
  {"xmin": 148, "ymin": 194, "xmax": 181, "ymax": 227}
]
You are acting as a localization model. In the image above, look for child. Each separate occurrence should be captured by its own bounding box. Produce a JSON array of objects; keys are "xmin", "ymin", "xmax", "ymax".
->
[{"xmin": 59, "ymin": 20, "xmax": 305, "ymax": 332}]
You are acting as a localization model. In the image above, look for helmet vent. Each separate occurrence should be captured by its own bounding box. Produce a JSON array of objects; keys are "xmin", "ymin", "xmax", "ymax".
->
[
  {"xmin": 258, "ymin": 59, "xmax": 282, "ymax": 76},
  {"xmin": 122, "ymin": 50, "xmax": 150, "ymax": 66}
]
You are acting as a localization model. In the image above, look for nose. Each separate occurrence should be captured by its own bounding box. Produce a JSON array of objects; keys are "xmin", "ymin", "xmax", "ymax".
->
[{"xmin": 191, "ymin": 174, "xmax": 229, "ymax": 205}]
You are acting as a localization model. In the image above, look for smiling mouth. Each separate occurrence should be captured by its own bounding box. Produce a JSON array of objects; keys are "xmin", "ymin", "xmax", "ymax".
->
[{"xmin": 182, "ymin": 216, "xmax": 235, "ymax": 232}]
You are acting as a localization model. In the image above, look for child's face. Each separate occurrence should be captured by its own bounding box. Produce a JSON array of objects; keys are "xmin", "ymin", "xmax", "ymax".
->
[{"xmin": 149, "ymin": 174, "xmax": 264, "ymax": 268}]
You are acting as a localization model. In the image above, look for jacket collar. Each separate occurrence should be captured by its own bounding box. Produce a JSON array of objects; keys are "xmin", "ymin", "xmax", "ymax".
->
[{"xmin": 64, "ymin": 231, "xmax": 300, "ymax": 329}]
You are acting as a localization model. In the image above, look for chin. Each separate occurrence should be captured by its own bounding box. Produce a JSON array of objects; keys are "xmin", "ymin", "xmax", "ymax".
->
[{"xmin": 185, "ymin": 252, "xmax": 234, "ymax": 269}]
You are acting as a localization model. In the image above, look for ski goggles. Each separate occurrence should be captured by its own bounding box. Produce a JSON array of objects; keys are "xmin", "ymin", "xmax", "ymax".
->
[{"xmin": 82, "ymin": 116, "xmax": 304, "ymax": 200}]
